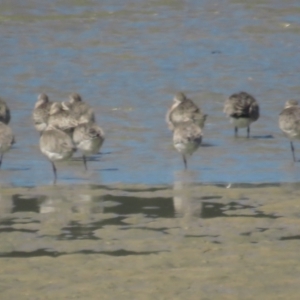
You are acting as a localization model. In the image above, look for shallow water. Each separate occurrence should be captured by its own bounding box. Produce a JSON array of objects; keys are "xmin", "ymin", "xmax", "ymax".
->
[
  {"xmin": 1, "ymin": 0, "xmax": 300, "ymax": 186},
  {"xmin": 2, "ymin": 0, "xmax": 300, "ymax": 299}
]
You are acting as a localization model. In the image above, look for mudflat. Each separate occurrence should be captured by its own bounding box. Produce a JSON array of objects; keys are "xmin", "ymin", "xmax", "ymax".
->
[{"xmin": 0, "ymin": 182, "xmax": 300, "ymax": 299}]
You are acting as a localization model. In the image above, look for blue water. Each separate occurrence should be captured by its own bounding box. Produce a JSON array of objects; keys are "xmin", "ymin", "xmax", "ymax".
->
[{"xmin": 1, "ymin": 0, "xmax": 300, "ymax": 186}]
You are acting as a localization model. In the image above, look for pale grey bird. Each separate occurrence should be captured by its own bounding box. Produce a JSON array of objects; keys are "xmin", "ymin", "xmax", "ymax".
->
[
  {"xmin": 48, "ymin": 102, "xmax": 78, "ymax": 134},
  {"xmin": 73, "ymin": 122, "xmax": 105, "ymax": 170},
  {"xmin": 173, "ymin": 121, "xmax": 202, "ymax": 169},
  {"xmin": 279, "ymin": 100, "xmax": 300, "ymax": 162},
  {"xmin": 0, "ymin": 121, "xmax": 15, "ymax": 168},
  {"xmin": 166, "ymin": 92, "xmax": 207, "ymax": 131},
  {"xmin": 223, "ymin": 91, "xmax": 259, "ymax": 138},
  {"xmin": 39, "ymin": 124, "xmax": 76, "ymax": 184},
  {"xmin": 32, "ymin": 93, "xmax": 53, "ymax": 133},
  {"xmin": 0, "ymin": 98, "xmax": 11, "ymax": 125},
  {"xmin": 62, "ymin": 93, "xmax": 95, "ymax": 125}
]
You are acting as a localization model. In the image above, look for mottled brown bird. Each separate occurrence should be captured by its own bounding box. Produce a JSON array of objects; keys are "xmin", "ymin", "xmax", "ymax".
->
[
  {"xmin": 223, "ymin": 91, "xmax": 259, "ymax": 138},
  {"xmin": 62, "ymin": 93, "xmax": 95, "ymax": 125},
  {"xmin": 166, "ymin": 92, "xmax": 207, "ymax": 131},
  {"xmin": 39, "ymin": 124, "xmax": 76, "ymax": 184},
  {"xmin": 279, "ymin": 100, "xmax": 300, "ymax": 162},
  {"xmin": 173, "ymin": 121, "xmax": 202, "ymax": 169},
  {"xmin": 48, "ymin": 102, "xmax": 78, "ymax": 133},
  {"xmin": 0, "ymin": 121, "xmax": 15, "ymax": 168},
  {"xmin": 73, "ymin": 122, "xmax": 105, "ymax": 170},
  {"xmin": 32, "ymin": 93, "xmax": 53, "ymax": 133}
]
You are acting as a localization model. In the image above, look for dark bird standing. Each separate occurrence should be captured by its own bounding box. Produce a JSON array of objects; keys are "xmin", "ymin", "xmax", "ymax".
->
[{"xmin": 223, "ymin": 91, "xmax": 259, "ymax": 138}]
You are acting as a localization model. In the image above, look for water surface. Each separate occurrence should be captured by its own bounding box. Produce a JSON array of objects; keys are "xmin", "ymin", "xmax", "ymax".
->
[
  {"xmin": 1, "ymin": 0, "xmax": 300, "ymax": 186},
  {"xmin": 1, "ymin": 1, "xmax": 300, "ymax": 299}
]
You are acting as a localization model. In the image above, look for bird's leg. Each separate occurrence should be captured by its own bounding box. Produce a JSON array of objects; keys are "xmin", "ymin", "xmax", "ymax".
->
[
  {"xmin": 290, "ymin": 141, "xmax": 296, "ymax": 162},
  {"xmin": 182, "ymin": 154, "xmax": 187, "ymax": 170},
  {"xmin": 234, "ymin": 127, "xmax": 238, "ymax": 137},
  {"xmin": 51, "ymin": 161, "xmax": 57, "ymax": 185},
  {"xmin": 83, "ymin": 155, "xmax": 88, "ymax": 171},
  {"xmin": 0, "ymin": 154, "xmax": 3, "ymax": 169},
  {"xmin": 247, "ymin": 126, "xmax": 250, "ymax": 138}
]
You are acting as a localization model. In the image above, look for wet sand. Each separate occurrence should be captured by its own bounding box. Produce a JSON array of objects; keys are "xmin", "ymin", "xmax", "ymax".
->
[{"xmin": 1, "ymin": 183, "xmax": 300, "ymax": 299}]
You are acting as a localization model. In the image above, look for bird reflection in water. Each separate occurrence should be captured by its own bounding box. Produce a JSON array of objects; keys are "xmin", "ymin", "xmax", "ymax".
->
[{"xmin": 173, "ymin": 170, "xmax": 202, "ymax": 219}]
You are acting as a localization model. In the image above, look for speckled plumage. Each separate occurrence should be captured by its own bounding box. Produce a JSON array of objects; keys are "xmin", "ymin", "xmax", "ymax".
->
[
  {"xmin": 279, "ymin": 100, "xmax": 300, "ymax": 161},
  {"xmin": 48, "ymin": 102, "xmax": 78, "ymax": 133},
  {"xmin": 223, "ymin": 91, "xmax": 259, "ymax": 137},
  {"xmin": 166, "ymin": 92, "xmax": 207, "ymax": 131},
  {"xmin": 33, "ymin": 94, "xmax": 53, "ymax": 132},
  {"xmin": 0, "ymin": 121, "xmax": 14, "ymax": 168},
  {"xmin": 173, "ymin": 121, "xmax": 202, "ymax": 169},
  {"xmin": 63, "ymin": 93, "xmax": 95, "ymax": 125},
  {"xmin": 40, "ymin": 125, "xmax": 76, "ymax": 184},
  {"xmin": 73, "ymin": 122, "xmax": 105, "ymax": 170}
]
